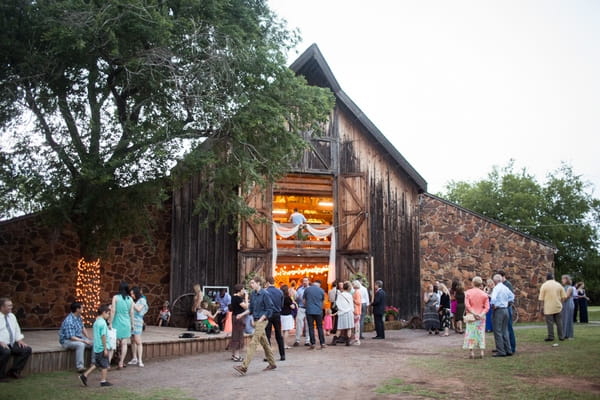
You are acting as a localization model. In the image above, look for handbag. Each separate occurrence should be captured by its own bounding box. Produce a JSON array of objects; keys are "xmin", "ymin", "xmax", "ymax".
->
[
  {"xmin": 464, "ymin": 312, "xmax": 476, "ymax": 323},
  {"xmin": 331, "ymin": 289, "xmax": 339, "ymax": 314}
]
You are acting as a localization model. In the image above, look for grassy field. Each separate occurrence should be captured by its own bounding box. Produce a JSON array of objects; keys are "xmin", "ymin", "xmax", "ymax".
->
[
  {"xmin": 588, "ymin": 306, "xmax": 600, "ymax": 322},
  {"xmin": 2, "ymin": 324, "xmax": 598, "ymax": 400},
  {"xmin": 2, "ymin": 373, "xmax": 193, "ymax": 400},
  {"xmin": 377, "ymin": 324, "xmax": 600, "ymax": 399}
]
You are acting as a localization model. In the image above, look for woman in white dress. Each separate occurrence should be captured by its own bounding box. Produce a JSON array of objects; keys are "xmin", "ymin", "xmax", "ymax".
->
[
  {"xmin": 280, "ymin": 285, "xmax": 296, "ymax": 348},
  {"xmin": 334, "ymin": 282, "xmax": 354, "ymax": 346}
]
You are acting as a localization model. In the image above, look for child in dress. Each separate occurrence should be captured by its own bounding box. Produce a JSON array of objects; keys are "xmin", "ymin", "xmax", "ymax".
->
[
  {"xmin": 323, "ymin": 308, "xmax": 333, "ymax": 336},
  {"xmin": 157, "ymin": 301, "xmax": 171, "ymax": 327},
  {"xmin": 197, "ymin": 301, "xmax": 219, "ymax": 333}
]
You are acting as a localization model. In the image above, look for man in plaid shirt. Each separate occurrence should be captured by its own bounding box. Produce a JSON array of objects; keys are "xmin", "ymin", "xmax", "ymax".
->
[{"xmin": 59, "ymin": 302, "xmax": 93, "ymax": 372}]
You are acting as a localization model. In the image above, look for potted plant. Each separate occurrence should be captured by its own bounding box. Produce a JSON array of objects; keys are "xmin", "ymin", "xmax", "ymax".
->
[
  {"xmin": 384, "ymin": 306, "xmax": 399, "ymax": 321},
  {"xmin": 363, "ymin": 314, "xmax": 375, "ymax": 332}
]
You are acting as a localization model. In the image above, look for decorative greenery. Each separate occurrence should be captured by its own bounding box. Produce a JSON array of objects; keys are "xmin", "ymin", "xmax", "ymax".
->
[
  {"xmin": 0, "ymin": 0, "xmax": 334, "ymax": 257},
  {"xmin": 350, "ymin": 272, "xmax": 370, "ymax": 288},
  {"xmin": 243, "ymin": 271, "xmax": 257, "ymax": 291}
]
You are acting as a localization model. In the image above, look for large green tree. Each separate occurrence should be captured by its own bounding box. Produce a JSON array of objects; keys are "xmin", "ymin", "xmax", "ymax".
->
[
  {"xmin": 443, "ymin": 162, "xmax": 600, "ymax": 299},
  {"xmin": 0, "ymin": 0, "xmax": 334, "ymax": 257}
]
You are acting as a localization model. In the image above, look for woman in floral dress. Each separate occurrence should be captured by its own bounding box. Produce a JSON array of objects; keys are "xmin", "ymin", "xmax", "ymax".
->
[{"xmin": 463, "ymin": 277, "xmax": 490, "ymax": 359}]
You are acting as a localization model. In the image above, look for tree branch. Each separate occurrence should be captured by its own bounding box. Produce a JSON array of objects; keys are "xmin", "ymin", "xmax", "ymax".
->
[
  {"xmin": 88, "ymin": 62, "xmax": 102, "ymax": 157},
  {"xmin": 24, "ymin": 88, "xmax": 79, "ymax": 177},
  {"xmin": 57, "ymin": 91, "xmax": 86, "ymax": 159}
]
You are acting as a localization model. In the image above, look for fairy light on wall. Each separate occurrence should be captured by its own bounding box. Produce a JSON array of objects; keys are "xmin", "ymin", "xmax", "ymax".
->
[{"xmin": 75, "ymin": 258, "xmax": 101, "ymax": 326}]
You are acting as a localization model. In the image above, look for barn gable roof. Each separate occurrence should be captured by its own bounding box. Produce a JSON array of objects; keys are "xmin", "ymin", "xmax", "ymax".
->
[
  {"xmin": 423, "ymin": 193, "xmax": 557, "ymax": 250},
  {"xmin": 290, "ymin": 44, "xmax": 428, "ymax": 192}
]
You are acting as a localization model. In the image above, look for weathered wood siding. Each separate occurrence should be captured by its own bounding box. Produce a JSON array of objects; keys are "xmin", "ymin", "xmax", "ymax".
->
[
  {"xmin": 337, "ymin": 103, "xmax": 422, "ymax": 319},
  {"xmin": 170, "ymin": 175, "xmax": 238, "ymax": 302}
]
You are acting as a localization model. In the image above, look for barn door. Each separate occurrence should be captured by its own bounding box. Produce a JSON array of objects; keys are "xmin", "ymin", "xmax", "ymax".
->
[
  {"xmin": 240, "ymin": 185, "xmax": 272, "ymax": 250},
  {"xmin": 337, "ymin": 174, "xmax": 369, "ymax": 251}
]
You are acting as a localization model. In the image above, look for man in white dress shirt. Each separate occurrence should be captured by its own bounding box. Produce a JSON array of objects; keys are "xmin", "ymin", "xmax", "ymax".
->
[{"xmin": 0, "ymin": 298, "xmax": 32, "ymax": 380}]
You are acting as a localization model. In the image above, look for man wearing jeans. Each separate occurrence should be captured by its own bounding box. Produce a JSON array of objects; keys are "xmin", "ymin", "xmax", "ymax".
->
[
  {"xmin": 234, "ymin": 276, "xmax": 276, "ymax": 376},
  {"xmin": 539, "ymin": 272, "xmax": 567, "ymax": 342},
  {"xmin": 59, "ymin": 302, "xmax": 94, "ymax": 372},
  {"xmin": 304, "ymin": 280, "xmax": 326, "ymax": 350},
  {"xmin": 294, "ymin": 277, "xmax": 310, "ymax": 347},
  {"xmin": 498, "ymin": 270, "xmax": 516, "ymax": 353},
  {"xmin": 490, "ymin": 274, "xmax": 514, "ymax": 357}
]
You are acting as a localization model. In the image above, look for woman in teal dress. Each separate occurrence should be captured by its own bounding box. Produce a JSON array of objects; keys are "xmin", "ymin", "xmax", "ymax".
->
[
  {"xmin": 109, "ymin": 281, "xmax": 134, "ymax": 369},
  {"xmin": 128, "ymin": 286, "xmax": 148, "ymax": 367}
]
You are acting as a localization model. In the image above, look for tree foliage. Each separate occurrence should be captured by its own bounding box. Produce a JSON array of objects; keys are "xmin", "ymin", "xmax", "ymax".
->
[
  {"xmin": 442, "ymin": 161, "xmax": 600, "ymax": 300},
  {"xmin": 0, "ymin": 0, "xmax": 334, "ymax": 256}
]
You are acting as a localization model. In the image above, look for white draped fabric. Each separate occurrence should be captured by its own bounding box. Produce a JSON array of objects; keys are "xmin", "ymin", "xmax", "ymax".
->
[{"xmin": 272, "ymin": 223, "xmax": 336, "ymax": 284}]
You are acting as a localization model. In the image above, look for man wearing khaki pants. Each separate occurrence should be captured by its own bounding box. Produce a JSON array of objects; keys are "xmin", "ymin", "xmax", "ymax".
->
[{"xmin": 234, "ymin": 276, "xmax": 276, "ymax": 376}]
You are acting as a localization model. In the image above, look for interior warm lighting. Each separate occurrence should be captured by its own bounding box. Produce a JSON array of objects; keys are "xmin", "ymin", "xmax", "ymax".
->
[
  {"xmin": 275, "ymin": 264, "xmax": 329, "ymax": 276},
  {"xmin": 75, "ymin": 258, "xmax": 101, "ymax": 326},
  {"xmin": 272, "ymin": 209, "xmax": 288, "ymax": 214},
  {"xmin": 318, "ymin": 201, "xmax": 334, "ymax": 207}
]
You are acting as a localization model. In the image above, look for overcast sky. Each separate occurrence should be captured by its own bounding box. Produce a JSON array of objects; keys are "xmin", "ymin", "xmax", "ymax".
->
[{"xmin": 268, "ymin": 0, "xmax": 600, "ymax": 196}]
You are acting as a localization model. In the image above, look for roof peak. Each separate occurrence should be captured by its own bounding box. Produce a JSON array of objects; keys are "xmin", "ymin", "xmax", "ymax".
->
[{"xmin": 290, "ymin": 44, "xmax": 428, "ymax": 192}]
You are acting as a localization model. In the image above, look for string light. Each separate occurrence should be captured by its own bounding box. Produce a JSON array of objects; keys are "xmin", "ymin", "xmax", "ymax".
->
[
  {"xmin": 275, "ymin": 265, "xmax": 329, "ymax": 276},
  {"xmin": 75, "ymin": 258, "xmax": 101, "ymax": 326}
]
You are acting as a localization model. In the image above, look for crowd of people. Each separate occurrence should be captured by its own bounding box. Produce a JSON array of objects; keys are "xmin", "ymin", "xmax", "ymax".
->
[
  {"xmin": 420, "ymin": 270, "xmax": 590, "ymax": 360},
  {"xmin": 229, "ymin": 275, "xmax": 386, "ymax": 376},
  {"xmin": 0, "ymin": 271, "xmax": 592, "ymax": 384}
]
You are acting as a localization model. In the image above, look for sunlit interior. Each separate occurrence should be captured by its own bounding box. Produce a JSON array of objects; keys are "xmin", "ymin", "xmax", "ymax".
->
[
  {"xmin": 275, "ymin": 263, "xmax": 332, "ymax": 304},
  {"xmin": 272, "ymin": 194, "xmax": 334, "ymax": 225}
]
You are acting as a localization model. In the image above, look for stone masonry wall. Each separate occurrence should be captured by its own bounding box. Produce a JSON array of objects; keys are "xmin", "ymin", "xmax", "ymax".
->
[
  {"xmin": 0, "ymin": 209, "xmax": 171, "ymax": 328},
  {"xmin": 419, "ymin": 194, "xmax": 555, "ymax": 322}
]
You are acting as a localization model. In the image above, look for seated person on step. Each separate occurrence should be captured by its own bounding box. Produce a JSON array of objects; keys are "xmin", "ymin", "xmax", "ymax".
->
[{"xmin": 197, "ymin": 302, "xmax": 220, "ymax": 334}]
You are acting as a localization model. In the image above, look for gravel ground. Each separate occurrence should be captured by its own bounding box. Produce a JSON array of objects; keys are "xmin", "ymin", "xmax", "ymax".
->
[{"xmin": 102, "ymin": 328, "xmax": 467, "ymax": 399}]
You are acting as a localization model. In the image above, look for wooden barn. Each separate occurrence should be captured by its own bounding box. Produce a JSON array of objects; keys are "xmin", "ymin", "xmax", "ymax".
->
[{"xmin": 170, "ymin": 44, "xmax": 427, "ymax": 319}]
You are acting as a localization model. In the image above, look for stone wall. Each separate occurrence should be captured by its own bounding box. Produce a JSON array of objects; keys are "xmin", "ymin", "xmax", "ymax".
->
[
  {"xmin": 0, "ymin": 208, "xmax": 171, "ymax": 328},
  {"xmin": 419, "ymin": 194, "xmax": 555, "ymax": 322}
]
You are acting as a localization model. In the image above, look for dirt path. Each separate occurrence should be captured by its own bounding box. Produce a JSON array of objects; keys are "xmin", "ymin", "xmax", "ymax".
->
[{"xmin": 103, "ymin": 329, "xmax": 469, "ymax": 399}]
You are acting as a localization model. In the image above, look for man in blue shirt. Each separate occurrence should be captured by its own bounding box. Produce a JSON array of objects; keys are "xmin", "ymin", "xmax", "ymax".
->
[
  {"xmin": 59, "ymin": 302, "xmax": 93, "ymax": 372},
  {"xmin": 289, "ymin": 208, "xmax": 307, "ymax": 240},
  {"xmin": 265, "ymin": 277, "xmax": 285, "ymax": 361},
  {"xmin": 498, "ymin": 270, "xmax": 516, "ymax": 354},
  {"xmin": 234, "ymin": 276, "xmax": 276, "ymax": 376},
  {"xmin": 303, "ymin": 280, "xmax": 326, "ymax": 349},
  {"xmin": 214, "ymin": 289, "xmax": 231, "ymax": 331},
  {"xmin": 490, "ymin": 274, "xmax": 515, "ymax": 357}
]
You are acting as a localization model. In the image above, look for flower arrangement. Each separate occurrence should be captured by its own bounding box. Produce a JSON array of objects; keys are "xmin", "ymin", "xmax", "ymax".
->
[{"xmin": 384, "ymin": 306, "xmax": 399, "ymax": 320}]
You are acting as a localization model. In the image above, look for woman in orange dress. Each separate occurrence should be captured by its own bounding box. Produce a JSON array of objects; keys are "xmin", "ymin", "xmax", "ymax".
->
[
  {"xmin": 352, "ymin": 281, "xmax": 362, "ymax": 345},
  {"xmin": 463, "ymin": 276, "xmax": 490, "ymax": 359}
]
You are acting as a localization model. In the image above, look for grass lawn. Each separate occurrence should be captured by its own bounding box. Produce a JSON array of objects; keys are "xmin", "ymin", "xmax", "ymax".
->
[
  {"xmin": 377, "ymin": 324, "xmax": 600, "ymax": 399},
  {"xmin": 1, "ymin": 372, "xmax": 193, "ymax": 400},
  {"xmin": 588, "ymin": 306, "xmax": 600, "ymax": 322}
]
